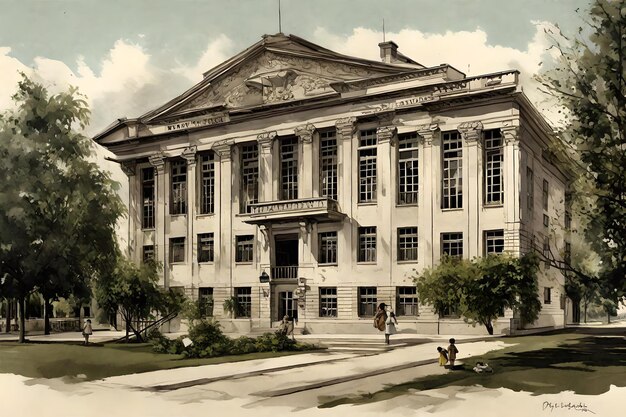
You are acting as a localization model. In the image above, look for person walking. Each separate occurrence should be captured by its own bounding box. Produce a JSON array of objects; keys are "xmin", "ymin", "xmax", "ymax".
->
[
  {"xmin": 384, "ymin": 309, "xmax": 398, "ymax": 345},
  {"xmin": 373, "ymin": 302, "xmax": 387, "ymax": 332},
  {"xmin": 448, "ymin": 337, "xmax": 459, "ymax": 368},
  {"xmin": 82, "ymin": 319, "xmax": 93, "ymax": 346}
]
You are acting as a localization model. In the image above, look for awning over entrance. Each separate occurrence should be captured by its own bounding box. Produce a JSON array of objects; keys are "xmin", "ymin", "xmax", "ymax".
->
[{"xmin": 243, "ymin": 197, "xmax": 344, "ymax": 224}]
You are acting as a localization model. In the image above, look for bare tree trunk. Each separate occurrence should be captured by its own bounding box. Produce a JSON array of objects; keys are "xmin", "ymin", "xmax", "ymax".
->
[
  {"xmin": 43, "ymin": 298, "xmax": 51, "ymax": 335},
  {"xmin": 18, "ymin": 296, "xmax": 26, "ymax": 343},
  {"xmin": 4, "ymin": 300, "xmax": 11, "ymax": 333}
]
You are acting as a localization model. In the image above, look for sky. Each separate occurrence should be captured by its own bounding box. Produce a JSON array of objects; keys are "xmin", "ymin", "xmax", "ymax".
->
[{"xmin": 0, "ymin": 0, "xmax": 592, "ymax": 137}]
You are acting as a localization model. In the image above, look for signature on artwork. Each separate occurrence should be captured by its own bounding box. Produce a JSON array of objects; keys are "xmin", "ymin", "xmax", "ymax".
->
[{"xmin": 542, "ymin": 400, "xmax": 595, "ymax": 414}]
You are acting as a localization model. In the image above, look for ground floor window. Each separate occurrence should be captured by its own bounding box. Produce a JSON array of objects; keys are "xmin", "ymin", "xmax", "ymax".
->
[
  {"xmin": 198, "ymin": 287, "xmax": 214, "ymax": 317},
  {"xmin": 358, "ymin": 287, "xmax": 377, "ymax": 316},
  {"xmin": 439, "ymin": 304, "xmax": 460, "ymax": 319},
  {"xmin": 236, "ymin": 287, "xmax": 252, "ymax": 318},
  {"xmin": 544, "ymin": 287, "xmax": 552, "ymax": 304},
  {"xmin": 319, "ymin": 287, "xmax": 337, "ymax": 317},
  {"xmin": 142, "ymin": 245, "xmax": 155, "ymax": 263},
  {"xmin": 396, "ymin": 287, "xmax": 418, "ymax": 316}
]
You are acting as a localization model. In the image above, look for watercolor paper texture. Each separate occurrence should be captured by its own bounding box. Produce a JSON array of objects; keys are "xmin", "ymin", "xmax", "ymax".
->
[{"xmin": 0, "ymin": 1, "xmax": 624, "ymax": 416}]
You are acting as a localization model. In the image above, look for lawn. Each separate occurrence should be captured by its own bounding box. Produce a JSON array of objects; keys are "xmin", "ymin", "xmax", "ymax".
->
[
  {"xmin": 320, "ymin": 327, "xmax": 626, "ymax": 408},
  {"xmin": 0, "ymin": 341, "xmax": 317, "ymax": 381}
]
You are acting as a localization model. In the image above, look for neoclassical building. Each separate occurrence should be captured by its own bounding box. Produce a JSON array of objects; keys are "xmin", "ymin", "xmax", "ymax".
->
[{"xmin": 95, "ymin": 33, "xmax": 567, "ymax": 334}]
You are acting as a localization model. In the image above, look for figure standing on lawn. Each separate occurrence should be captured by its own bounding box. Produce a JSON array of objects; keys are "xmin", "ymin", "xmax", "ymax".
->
[
  {"xmin": 82, "ymin": 319, "xmax": 93, "ymax": 346},
  {"xmin": 448, "ymin": 338, "xmax": 459, "ymax": 368},
  {"xmin": 437, "ymin": 346, "xmax": 449, "ymax": 366}
]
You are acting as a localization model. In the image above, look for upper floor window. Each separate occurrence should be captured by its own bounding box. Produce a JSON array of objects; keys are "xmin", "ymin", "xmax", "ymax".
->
[
  {"xmin": 235, "ymin": 235, "xmax": 254, "ymax": 263},
  {"xmin": 543, "ymin": 236, "xmax": 551, "ymax": 269},
  {"xmin": 441, "ymin": 232, "xmax": 463, "ymax": 258},
  {"xmin": 442, "ymin": 131, "xmax": 462, "ymax": 209},
  {"xmin": 199, "ymin": 153, "xmax": 215, "ymax": 214},
  {"xmin": 397, "ymin": 227, "xmax": 418, "ymax": 262},
  {"xmin": 280, "ymin": 136, "xmax": 298, "ymax": 200},
  {"xmin": 318, "ymin": 231, "xmax": 338, "ymax": 265},
  {"xmin": 320, "ymin": 130, "xmax": 338, "ymax": 201},
  {"xmin": 198, "ymin": 233, "xmax": 214, "ymax": 263},
  {"xmin": 141, "ymin": 167, "xmax": 155, "ymax": 229},
  {"xmin": 358, "ymin": 129, "xmax": 377, "ymax": 203},
  {"xmin": 169, "ymin": 237, "xmax": 185, "ymax": 263},
  {"xmin": 398, "ymin": 132, "xmax": 419, "ymax": 205},
  {"xmin": 526, "ymin": 167, "xmax": 534, "ymax": 212},
  {"xmin": 542, "ymin": 179, "xmax": 549, "ymax": 210},
  {"xmin": 170, "ymin": 159, "xmax": 187, "ymax": 215},
  {"xmin": 484, "ymin": 129, "xmax": 504, "ymax": 205},
  {"xmin": 241, "ymin": 144, "xmax": 258, "ymax": 214},
  {"xmin": 358, "ymin": 226, "xmax": 377, "ymax": 263},
  {"xmin": 142, "ymin": 245, "xmax": 155, "ymax": 264},
  {"xmin": 484, "ymin": 229, "xmax": 505, "ymax": 255}
]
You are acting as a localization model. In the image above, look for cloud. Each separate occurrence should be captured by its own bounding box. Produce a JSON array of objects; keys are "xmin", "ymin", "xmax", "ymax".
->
[{"xmin": 173, "ymin": 34, "xmax": 235, "ymax": 82}]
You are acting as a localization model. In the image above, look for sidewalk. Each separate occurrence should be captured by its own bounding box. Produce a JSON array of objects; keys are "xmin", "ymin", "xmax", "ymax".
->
[{"xmin": 0, "ymin": 330, "xmax": 127, "ymax": 343}]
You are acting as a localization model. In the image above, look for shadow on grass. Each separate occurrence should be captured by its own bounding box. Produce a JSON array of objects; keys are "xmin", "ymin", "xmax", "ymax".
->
[{"xmin": 319, "ymin": 331, "xmax": 626, "ymax": 408}]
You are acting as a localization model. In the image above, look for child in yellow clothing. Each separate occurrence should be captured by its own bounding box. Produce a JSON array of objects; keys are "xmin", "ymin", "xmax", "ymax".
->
[{"xmin": 437, "ymin": 346, "xmax": 448, "ymax": 366}]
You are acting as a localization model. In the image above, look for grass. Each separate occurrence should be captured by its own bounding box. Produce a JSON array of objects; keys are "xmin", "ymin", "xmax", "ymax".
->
[
  {"xmin": 0, "ymin": 341, "xmax": 318, "ymax": 382},
  {"xmin": 319, "ymin": 327, "xmax": 626, "ymax": 408}
]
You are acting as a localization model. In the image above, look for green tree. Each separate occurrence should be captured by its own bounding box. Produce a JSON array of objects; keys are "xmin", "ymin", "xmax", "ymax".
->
[
  {"xmin": 537, "ymin": 0, "xmax": 626, "ymax": 305},
  {"xmin": 0, "ymin": 74, "xmax": 124, "ymax": 341},
  {"xmin": 96, "ymin": 256, "xmax": 183, "ymax": 342},
  {"xmin": 415, "ymin": 254, "xmax": 541, "ymax": 335}
]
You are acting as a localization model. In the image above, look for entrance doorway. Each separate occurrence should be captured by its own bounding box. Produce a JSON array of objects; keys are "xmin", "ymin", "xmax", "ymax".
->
[
  {"xmin": 278, "ymin": 291, "xmax": 298, "ymax": 322},
  {"xmin": 273, "ymin": 233, "xmax": 299, "ymax": 279}
]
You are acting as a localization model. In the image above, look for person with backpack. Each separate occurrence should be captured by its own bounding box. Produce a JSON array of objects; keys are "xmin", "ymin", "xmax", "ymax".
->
[{"xmin": 373, "ymin": 302, "xmax": 387, "ymax": 333}]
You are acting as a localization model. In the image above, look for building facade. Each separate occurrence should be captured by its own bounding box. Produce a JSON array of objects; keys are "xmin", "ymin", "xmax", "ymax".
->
[{"xmin": 95, "ymin": 34, "xmax": 567, "ymax": 334}]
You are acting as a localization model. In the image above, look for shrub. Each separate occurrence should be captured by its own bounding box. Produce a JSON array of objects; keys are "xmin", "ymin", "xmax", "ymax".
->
[{"xmin": 231, "ymin": 336, "xmax": 258, "ymax": 354}]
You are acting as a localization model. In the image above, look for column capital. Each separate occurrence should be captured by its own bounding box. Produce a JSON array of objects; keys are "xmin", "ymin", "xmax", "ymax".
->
[
  {"xmin": 212, "ymin": 139, "xmax": 234, "ymax": 162},
  {"xmin": 120, "ymin": 160, "xmax": 136, "ymax": 177},
  {"xmin": 376, "ymin": 125, "xmax": 397, "ymax": 144},
  {"xmin": 181, "ymin": 145, "xmax": 197, "ymax": 165},
  {"xmin": 335, "ymin": 117, "xmax": 356, "ymax": 140},
  {"xmin": 416, "ymin": 123, "xmax": 440, "ymax": 147},
  {"xmin": 148, "ymin": 151, "xmax": 166, "ymax": 172},
  {"xmin": 458, "ymin": 121, "xmax": 483, "ymax": 144},
  {"xmin": 501, "ymin": 123, "xmax": 520, "ymax": 145},
  {"xmin": 294, "ymin": 123, "xmax": 316, "ymax": 144},
  {"xmin": 257, "ymin": 131, "xmax": 277, "ymax": 150},
  {"xmin": 375, "ymin": 110, "xmax": 396, "ymax": 126}
]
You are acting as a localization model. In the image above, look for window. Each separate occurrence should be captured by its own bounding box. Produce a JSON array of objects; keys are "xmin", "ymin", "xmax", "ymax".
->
[
  {"xmin": 543, "ymin": 214, "xmax": 550, "ymax": 228},
  {"xmin": 544, "ymin": 287, "xmax": 552, "ymax": 304},
  {"xmin": 320, "ymin": 130, "xmax": 338, "ymax": 201},
  {"xmin": 442, "ymin": 232, "xmax": 463, "ymax": 257},
  {"xmin": 542, "ymin": 179, "xmax": 549, "ymax": 210},
  {"xmin": 319, "ymin": 287, "xmax": 337, "ymax": 317},
  {"xmin": 396, "ymin": 287, "xmax": 418, "ymax": 316},
  {"xmin": 398, "ymin": 132, "xmax": 419, "ymax": 205},
  {"xmin": 543, "ymin": 236, "xmax": 551, "ymax": 269},
  {"xmin": 318, "ymin": 231, "xmax": 338, "ymax": 265},
  {"xmin": 241, "ymin": 144, "xmax": 258, "ymax": 213},
  {"xmin": 442, "ymin": 131, "xmax": 463, "ymax": 209},
  {"xmin": 439, "ymin": 304, "xmax": 460, "ymax": 318},
  {"xmin": 141, "ymin": 168, "xmax": 155, "ymax": 229},
  {"xmin": 397, "ymin": 227, "xmax": 418, "ymax": 261},
  {"xmin": 235, "ymin": 287, "xmax": 252, "ymax": 318},
  {"xmin": 198, "ymin": 287, "xmax": 214, "ymax": 317},
  {"xmin": 170, "ymin": 159, "xmax": 187, "ymax": 215},
  {"xmin": 169, "ymin": 237, "xmax": 185, "ymax": 263},
  {"xmin": 484, "ymin": 129, "xmax": 504, "ymax": 205},
  {"xmin": 358, "ymin": 287, "xmax": 377, "ymax": 316},
  {"xmin": 142, "ymin": 245, "xmax": 155, "ymax": 264},
  {"xmin": 199, "ymin": 153, "xmax": 215, "ymax": 214},
  {"xmin": 235, "ymin": 235, "xmax": 254, "ymax": 263},
  {"xmin": 197, "ymin": 233, "xmax": 214, "ymax": 263},
  {"xmin": 526, "ymin": 167, "xmax": 534, "ymax": 211},
  {"xmin": 280, "ymin": 136, "xmax": 298, "ymax": 200},
  {"xmin": 358, "ymin": 226, "xmax": 377, "ymax": 263},
  {"xmin": 484, "ymin": 230, "xmax": 505, "ymax": 255},
  {"xmin": 358, "ymin": 129, "xmax": 377, "ymax": 203},
  {"xmin": 560, "ymin": 294, "xmax": 566, "ymax": 310}
]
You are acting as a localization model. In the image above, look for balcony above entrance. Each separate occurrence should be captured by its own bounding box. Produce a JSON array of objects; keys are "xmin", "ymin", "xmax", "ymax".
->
[{"xmin": 244, "ymin": 197, "xmax": 344, "ymax": 224}]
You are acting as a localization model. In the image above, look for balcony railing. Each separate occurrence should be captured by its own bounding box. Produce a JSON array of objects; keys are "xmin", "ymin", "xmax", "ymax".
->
[
  {"xmin": 244, "ymin": 197, "xmax": 344, "ymax": 224},
  {"xmin": 271, "ymin": 266, "xmax": 298, "ymax": 280}
]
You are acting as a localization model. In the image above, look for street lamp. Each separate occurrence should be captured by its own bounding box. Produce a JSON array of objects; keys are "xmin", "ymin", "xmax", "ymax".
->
[{"xmin": 259, "ymin": 270, "xmax": 270, "ymax": 283}]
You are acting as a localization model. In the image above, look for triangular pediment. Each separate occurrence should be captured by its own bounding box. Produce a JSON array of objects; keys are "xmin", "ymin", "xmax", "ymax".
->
[{"xmin": 143, "ymin": 34, "xmax": 416, "ymax": 123}]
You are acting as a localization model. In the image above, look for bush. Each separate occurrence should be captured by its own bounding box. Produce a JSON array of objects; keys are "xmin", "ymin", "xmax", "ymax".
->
[
  {"xmin": 255, "ymin": 331, "xmax": 297, "ymax": 352},
  {"xmin": 231, "ymin": 336, "xmax": 258, "ymax": 354}
]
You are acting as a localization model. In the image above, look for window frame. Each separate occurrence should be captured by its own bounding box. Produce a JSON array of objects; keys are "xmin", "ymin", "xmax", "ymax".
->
[
  {"xmin": 169, "ymin": 237, "xmax": 185, "ymax": 263},
  {"xmin": 199, "ymin": 152, "xmax": 215, "ymax": 215},
  {"xmin": 544, "ymin": 287, "xmax": 552, "ymax": 304},
  {"xmin": 441, "ymin": 232, "xmax": 463, "ymax": 258},
  {"xmin": 484, "ymin": 229, "xmax": 505, "ymax": 255},
  {"xmin": 235, "ymin": 287, "xmax": 252, "ymax": 318},
  {"xmin": 358, "ymin": 287, "xmax": 377, "ymax": 317},
  {"xmin": 280, "ymin": 136, "xmax": 299, "ymax": 200},
  {"xmin": 142, "ymin": 245, "xmax": 155, "ymax": 264},
  {"xmin": 442, "ymin": 131, "xmax": 463, "ymax": 209},
  {"xmin": 319, "ymin": 287, "xmax": 338, "ymax": 318},
  {"xmin": 141, "ymin": 167, "xmax": 155, "ymax": 229},
  {"xmin": 397, "ymin": 132, "xmax": 419, "ymax": 205},
  {"xmin": 396, "ymin": 287, "xmax": 418, "ymax": 316},
  {"xmin": 358, "ymin": 226, "xmax": 377, "ymax": 263},
  {"xmin": 484, "ymin": 129, "xmax": 504, "ymax": 205},
  {"xmin": 170, "ymin": 159, "xmax": 187, "ymax": 215},
  {"xmin": 198, "ymin": 287, "xmax": 214, "ymax": 318},
  {"xmin": 235, "ymin": 235, "xmax": 254, "ymax": 263},
  {"xmin": 358, "ymin": 129, "xmax": 378, "ymax": 203},
  {"xmin": 319, "ymin": 129, "xmax": 338, "ymax": 201},
  {"xmin": 397, "ymin": 227, "xmax": 418, "ymax": 262},
  {"xmin": 542, "ymin": 179, "xmax": 549, "ymax": 211},
  {"xmin": 240, "ymin": 143, "xmax": 259, "ymax": 214},
  {"xmin": 318, "ymin": 231, "xmax": 338, "ymax": 265},
  {"xmin": 197, "ymin": 233, "xmax": 215, "ymax": 263}
]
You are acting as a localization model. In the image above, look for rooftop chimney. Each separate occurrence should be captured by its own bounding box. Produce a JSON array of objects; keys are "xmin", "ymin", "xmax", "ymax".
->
[{"xmin": 378, "ymin": 41, "xmax": 399, "ymax": 63}]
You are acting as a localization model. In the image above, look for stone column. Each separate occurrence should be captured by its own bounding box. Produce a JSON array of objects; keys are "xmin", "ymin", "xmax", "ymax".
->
[
  {"xmin": 149, "ymin": 152, "xmax": 166, "ymax": 287},
  {"xmin": 213, "ymin": 141, "xmax": 234, "ymax": 296},
  {"xmin": 120, "ymin": 161, "xmax": 137, "ymax": 262},
  {"xmin": 257, "ymin": 132, "xmax": 277, "ymax": 202},
  {"xmin": 181, "ymin": 146, "xmax": 197, "ymax": 292},
  {"xmin": 336, "ymin": 117, "xmax": 356, "ymax": 273},
  {"xmin": 416, "ymin": 124, "xmax": 438, "ymax": 268},
  {"xmin": 377, "ymin": 125, "xmax": 396, "ymax": 288},
  {"xmin": 502, "ymin": 123, "xmax": 521, "ymax": 255},
  {"xmin": 295, "ymin": 123, "xmax": 316, "ymax": 199},
  {"xmin": 459, "ymin": 121, "xmax": 483, "ymax": 258}
]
